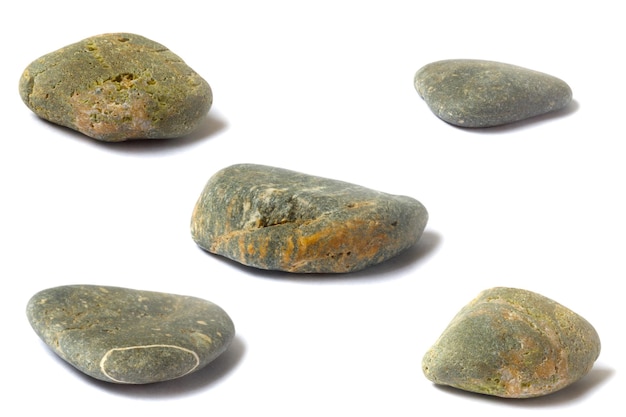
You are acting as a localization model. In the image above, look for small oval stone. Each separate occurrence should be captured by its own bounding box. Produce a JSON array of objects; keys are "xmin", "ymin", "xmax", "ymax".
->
[
  {"xmin": 19, "ymin": 33, "xmax": 212, "ymax": 142},
  {"xmin": 26, "ymin": 285, "xmax": 235, "ymax": 384},
  {"xmin": 414, "ymin": 59, "xmax": 572, "ymax": 127},
  {"xmin": 422, "ymin": 287, "xmax": 600, "ymax": 398},
  {"xmin": 191, "ymin": 164, "xmax": 428, "ymax": 273}
]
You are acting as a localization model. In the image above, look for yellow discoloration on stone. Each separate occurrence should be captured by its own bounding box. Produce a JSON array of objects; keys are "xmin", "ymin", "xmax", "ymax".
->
[
  {"xmin": 282, "ymin": 235, "xmax": 295, "ymax": 266},
  {"xmin": 69, "ymin": 77, "xmax": 155, "ymax": 142}
]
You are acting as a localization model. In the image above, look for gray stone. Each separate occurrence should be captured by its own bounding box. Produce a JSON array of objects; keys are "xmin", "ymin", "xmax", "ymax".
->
[
  {"xmin": 191, "ymin": 164, "xmax": 428, "ymax": 273},
  {"xmin": 19, "ymin": 33, "xmax": 212, "ymax": 142},
  {"xmin": 414, "ymin": 59, "xmax": 572, "ymax": 127},
  {"xmin": 26, "ymin": 285, "xmax": 235, "ymax": 384},
  {"xmin": 422, "ymin": 287, "xmax": 600, "ymax": 398}
]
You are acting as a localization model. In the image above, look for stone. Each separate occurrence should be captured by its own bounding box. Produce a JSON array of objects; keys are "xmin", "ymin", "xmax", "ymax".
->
[
  {"xmin": 191, "ymin": 164, "xmax": 428, "ymax": 273},
  {"xmin": 26, "ymin": 285, "xmax": 235, "ymax": 384},
  {"xmin": 19, "ymin": 33, "xmax": 212, "ymax": 142},
  {"xmin": 422, "ymin": 287, "xmax": 600, "ymax": 398},
  {"xmin": 414, "ymin": 59, "xmax": 572, "ymax": 127}
]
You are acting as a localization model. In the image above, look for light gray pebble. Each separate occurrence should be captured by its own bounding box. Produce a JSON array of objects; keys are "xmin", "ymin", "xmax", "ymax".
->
[{"xmin": 414, "ymin": 59, "xmax": 572, "ymax": 127}]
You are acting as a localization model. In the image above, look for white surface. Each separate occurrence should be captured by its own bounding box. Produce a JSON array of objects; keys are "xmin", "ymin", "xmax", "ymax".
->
[{"xmin": 1, "ymin": 1, "xmax": 621, "ymax": 415}]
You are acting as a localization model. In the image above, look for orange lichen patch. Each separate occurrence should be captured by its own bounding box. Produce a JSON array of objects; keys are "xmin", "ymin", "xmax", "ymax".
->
[
  {"xmin": 256, "ymin": 238, "xmax": 268, "ymax": 260},
  {"xmin": 236, "ymin": 234, "xmax": 247, "ymax": 260},
  {"xmin": 69, "ymin": 76, "xmax": 155, "ymax": 141},
  {"xmin": 287, "ymin": 218, "xmax": 391, "ymax": 272},
  {"xmin": 534, "ymin": 356, "xmax": 560, "ymax": 380}
]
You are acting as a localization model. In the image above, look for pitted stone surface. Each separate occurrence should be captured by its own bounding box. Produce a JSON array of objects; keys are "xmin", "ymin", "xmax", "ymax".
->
[
  {"xmin": 414, "ymin": 59, "xmax": 572, "ymax": 127},
  {"xmin": 27, "ymin": 285, "xmax": 234, "ymax": 384},
  {"xmin": 191, "ymin": 164, "xmax": 428, "ymax": 273},
  {"xmin": 422, "ymin": 287, "xmax": 600, "ymax": 398},
  {"xmin": 19, "ymin": 33, "xmax": 212, "ymax": 141}
]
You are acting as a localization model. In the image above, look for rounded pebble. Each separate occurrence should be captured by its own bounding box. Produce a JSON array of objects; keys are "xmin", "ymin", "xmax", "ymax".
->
[{"xmin": 19, "ymin": 33, "xmax": 212, "ymax": 142}]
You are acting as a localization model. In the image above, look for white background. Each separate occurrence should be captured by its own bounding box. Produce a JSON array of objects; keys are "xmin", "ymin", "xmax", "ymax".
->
[{"xmin": 1, "ymin": 1, "xmax": 621, "ymax": 415}]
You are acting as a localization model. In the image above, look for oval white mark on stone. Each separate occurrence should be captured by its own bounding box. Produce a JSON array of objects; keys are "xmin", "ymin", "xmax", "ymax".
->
[{"xmin": 100, "ymin": 344, "xmax": 200, "ymax": 384}]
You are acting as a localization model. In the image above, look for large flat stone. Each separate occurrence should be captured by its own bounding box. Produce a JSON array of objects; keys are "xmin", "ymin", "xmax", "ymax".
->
[
  {"xmin": 27, "ymin": 285, "xmax": 235, "ymax": 384},
  {"xmin": 191, "ymin": 164, "xmax": 428, "ymax": 273}
]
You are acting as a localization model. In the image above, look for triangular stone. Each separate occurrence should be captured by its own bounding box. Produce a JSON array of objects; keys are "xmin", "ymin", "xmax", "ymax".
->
[{"xmin": 422, "ymin": 287, "xmax": 600, "ymax": 398}]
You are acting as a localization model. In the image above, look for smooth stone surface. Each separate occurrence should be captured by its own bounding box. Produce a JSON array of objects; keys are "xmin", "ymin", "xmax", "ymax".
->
[
  {"xmin": 191, "ymin": 164, "xmax": 428, "ymax": 273},
  {"xmin": 414, "ymin": 59, "xmax": 572, "ymax": 127},
  {"xmin": 422, "ymin": 287, "xmax": 600, "ymax": 398},
  {"xmin": 27, "ymin": 285, "xmax": 235, "ymax": 384},
  {"xmin": 19, "ymin": 33, "xmax": 212, "ymax": 142}
]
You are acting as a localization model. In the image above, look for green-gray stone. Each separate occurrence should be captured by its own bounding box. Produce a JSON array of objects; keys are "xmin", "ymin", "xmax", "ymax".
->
[
  {"xmin": 191, "ymin": 164, "xmax": 428, "ymax": 273},
  {"xmin": 422, "ymin": 287, "xmax": 600, "ymax": 398},
  {"xmin": 414, "ymin": 59, "xmax": 572, "ymax": 127},
  {"xmin": 19, "ymin": 33, "xmax": 212, "ymax": 142},
  {"xmin": 26, "ymin": 285, "xmax": 235, "ymax": 384}
]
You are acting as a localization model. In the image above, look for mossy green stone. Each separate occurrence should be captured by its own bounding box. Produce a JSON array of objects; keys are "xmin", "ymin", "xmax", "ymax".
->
[
  {"xmin": 26, "ymin": 285, "xmax": 235, "ymax": 384},
  {"xmin": 414, "ymin": 59, "xmax": 572, "ymax": 127},
  {"xmin": 19, "ymin": 33, "xmax": 212, "ymax": 142},
  {"xmin": 191, "ymin": 164, "xmax": 428, "ymax": 273},
  {"xmin": 422, "ymin": 287, "xmax": 600, "ymax": 398}
]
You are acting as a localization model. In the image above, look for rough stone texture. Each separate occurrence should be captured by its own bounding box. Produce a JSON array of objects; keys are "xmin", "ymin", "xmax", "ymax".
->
[
  {"xmin": 422, "ymin": 287, "xmax": 600, "ymax": 398},
  {"xmin": 19, "ymin": 33, "xmax": 212, "ymax": 142},
  {"xmin": 414, "ymin": 59, "xmax": 572, "ymax": 127},
  {"xmin": 191, "ymin": 164, "xmax": 428, "ymax": 273},
  {"xmin": 26, "ymin": 285, "xmax": 235, "ymax": 384}
]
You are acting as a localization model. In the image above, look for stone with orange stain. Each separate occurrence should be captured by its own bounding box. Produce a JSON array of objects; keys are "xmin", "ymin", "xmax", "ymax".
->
[
  {"xmin": 190, "ymin": 164, "xmax": 428, "ymax": 273},
  {"xmin": 19, "ymin": 33, "xmax": 212, "ymax": 142},
  {"xmin": 422, "ymin": 287, "xmax": 601, "ymax": 398}
]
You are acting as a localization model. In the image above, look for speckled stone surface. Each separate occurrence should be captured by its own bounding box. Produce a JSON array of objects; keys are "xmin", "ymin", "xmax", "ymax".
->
[
  {"xmin": 414, "ymin": 59, "xmax": 572, "ymax": 127},
  {"xmin": 422, "ymin": 287, "xmax": 600, "ymax": 398},
  {"xmin": 191, "ymin": 164, "xmax": 428, "ymax": 273},
  {"xmin": 27, "ymin": 285, "xmax": 234, "ymax": 384},
  {"xmin": 19, "ymin": 33, "xmax": 212, "ymax": 142}
]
